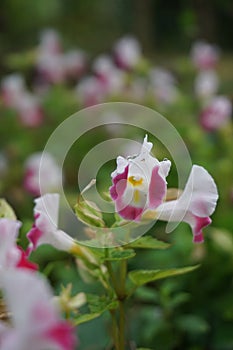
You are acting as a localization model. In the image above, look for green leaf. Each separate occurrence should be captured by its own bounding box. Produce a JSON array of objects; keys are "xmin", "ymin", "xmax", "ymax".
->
[
  {"xmin": 74, "ymin": 312, "xmax": 101, "ymax": 325},
  {"xmin": 87, "ymin": 294, "xmax": 118, "ymax": 314},
  {"xmin": 104, "ymin": 249, "xmax": 136, "ymax": 261},
  {"xmin": 74, "ymin": 294, "xmax": 118, "ymax": 325},
  {"xmin": 126, "ymin": 236, "xmax": 170, "ymax": 250},
  {"xmin": 129, "ymin": 265, "xmax": 200, "ymax": 286},
  {"xmin": 0, "ymin": 199, "xmax": 17, "ymax": 220},
  {"xmin": 176, "ymin": 314, "xmax": 209, "ymax": 334}
]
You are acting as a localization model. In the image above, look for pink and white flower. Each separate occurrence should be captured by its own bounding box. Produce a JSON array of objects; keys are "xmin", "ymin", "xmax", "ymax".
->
[
  {"xmin": 0, "ymin": 218, "xmax": 37, "ymax": 271},
  {"xmin": 27, "ymin": 194, "xmax": 97, "ymax": 264},
  {"xmin": 110, "ymin": 136, "xmax": 218, "ymax": 242},
  {"xmin": 92, "ymin": 55, "xmax": 125, "ymax": 96},
  {"xmin": 0, "ymin": 269, "xmax": 76, "ymax": 350},
  {"xmin": 110, "ymin": 135, "xmax": 171, "ymax": 221},
  {"xmin": 17, "ymin": 93, "xmax": 43, "ymax": 127},
  {"xmin": 1, "ymin": 74, "xmax": 25, "ymax": 108},
  {"xmin": 149, "ymin": 68, "xmax": 178, "ymax": 104},
  {"xmin": 191, "ymin": 41, "xmax": 220, "ymax": 70},
  {"xmin": 64, "ymin": 49, "xmax": 87, "ymax": 78},
  {"xmin": 194, "ymin": 70, "xmax": 219, "ymax": 100},
  {"xmin": 75, "ymin": 76, "xmax": 106, "ymax": 107},
  {"xmin": 191, "ymin": 41, "xmax": 219, "ymax": 70},
  {"xmin": 1, "ymin": 74, "xmax": 43, "ymax": 127},
  {"xmin": 24, "ymin": 152, "xmax": 61, "ymax": 196},
  {"xmin": 27, "ymin": 193, "xmax": 75, "ymax": 253},
  {"xmin": 113, "ymin": 36, "xmax": 142, "ymax": 70},
  {"xmin": 200, "ymin": 96, "xmax": 232, "ymax": 131},
  {"xmin": 36, "ymin": 29, "xmax": 65, "ymax": 84}
]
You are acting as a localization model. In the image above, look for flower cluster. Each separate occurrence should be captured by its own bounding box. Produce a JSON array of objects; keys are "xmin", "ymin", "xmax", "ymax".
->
[{"xmin": 190, "ymin": 41, "xmax": 232, "ymax": 131}]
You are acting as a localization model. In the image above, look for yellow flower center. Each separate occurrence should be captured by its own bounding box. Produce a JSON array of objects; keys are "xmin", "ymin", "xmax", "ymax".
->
[{"xmin": 128, "ymin": 176, "xmax": 143, "ymax": 187}]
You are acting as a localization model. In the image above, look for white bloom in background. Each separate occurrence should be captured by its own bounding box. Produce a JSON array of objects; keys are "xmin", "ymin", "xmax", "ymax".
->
[
  {"xmin": 200, "ymin": 96, "xmax": 232, "ymax": 131},
  {"xmin": 194, "ymin": 70, "xmax": 219, "ymax": 100},
  {"xmin": 75, "ymin": 76, "xmax": 106, "ymax": 106},
  {"xmin": 64, "ymin": 49, "xmax": 87, "ymax": 78},
  {"xmin": 37, "ymin": 29, "xmax": 65, "ymax": 84},
  {"xmin": 1, "ymin": 74, "xmax": 25, "ymax": 108},
  {"xmin": 92, "ymin": 55, "xmax": 115, "ymax": 78},
  {"xmin": 24, "ymin": 152, "xmax": 61, "ymax": 196},
  {"xmin": 126, "ymin": 77, "xmax": 147, "ymax": 102},
  {"xmin": 93, "ymin": 55, "xmax": 125, "ymax": 96},
  {"xmin": 0, "ymin": 269, "xmax": 77, "ymax": 350},
  {"xmin": 38, "ymin": 28, "xmax": 61, "ymax": 55},
  {"xmin": 17, "ymin": 93, "xmax": 43, "ymax": 127},
  {"xmin": 113, "ymin": 36, "xmax": 142, "ymax": 69},
  {"xmin": 37, "ymin": 52, "xmax": 66, "ymax": 84},
  {"xmin": 191, "ymin": 40, "xmax": 220, "ymax": 70},
  {"xmin": 149, "ymin": 68, "xmax": 178, "ymax": 104}
]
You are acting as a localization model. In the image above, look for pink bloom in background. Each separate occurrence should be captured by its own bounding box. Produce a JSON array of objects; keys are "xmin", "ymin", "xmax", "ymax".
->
[
  {"xmin": 113, "ymin": 36, "xmax": 142, "ymax": 69},
  {"xmin": 92, "ymin": 55, "xmax": 125, "ymax": 96},
  {"xmin": 0, "ymin": 269, "xmax": 77, "ymax": 350},
  {"xmin": 64, "ymin": 49, "xmax": 87, "ymax": 78},
  {"xmin": 0, "ymin": 218, "xmax": 37, "ymax": 271},
  {"xmin": 1, "ymin": 74, "xmax": 43, "ymax": 127},
  {"xmin": 27, "ymin": 193, "xmax": 76, "ymax": 253},
  {"xmin": 149, "ymin": 68, "xmax": 178, "ymax": 104},
  {"xmin": 37, "ymin": 50, "xmax": 66, "ymax": 84},
  {"xmin": 39, "ymin": 29, "xmax": 62, "ymax": 55},
  {"xmin": 194, "ymin": 70, "xmax": 219, "ymax": 100},
  {"xmin": 1, "ymin": 74, "xmax": 25, "ymax": 108},
  {"xmin": 37, "ymin": 29, "xmax": 65, "ymax": 84},
  {"xmin": 93, "ymin": 55, "xmax": 115, "ymax": 80},
  {"xmin": 191, "ymin": 41, "xmax": 220, "ymax": 70},
  {"xmin": 24, "ymin": 152, "xmax": 61, "ymax": 196},
  {"xmin": 75, "ymin": 76, "xmax": 106, "ymax": 106},
  {"xmin": 110, "ymin": 136, "xmax": 218, "ymax": 242},
  {"xmin": 17, "ymin": 93, "xmax": 43, "ymax": 127},
  {"xmin": 37, "ymin": 29, "xmax": 87, "ymax": 83},
  {"xmin": 200, "ymin": 96, "xmax": 232, "ymax": 131}
]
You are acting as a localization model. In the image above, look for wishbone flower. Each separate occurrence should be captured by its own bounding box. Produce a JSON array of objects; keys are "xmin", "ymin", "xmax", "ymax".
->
[
  {"xmin": 27, "ymin": 193, "xmax": 98, "ymax": 264},
  {"xmin": 110, "ymin": 135, "xmax": 218, "ymax": 243},
  {"xmin": 0, "ymin": 218, "xmax": 37, "ymax": 272},
  {"xmin": 0, "ymin": 269, "xmax": 76, "ymax": 350}
]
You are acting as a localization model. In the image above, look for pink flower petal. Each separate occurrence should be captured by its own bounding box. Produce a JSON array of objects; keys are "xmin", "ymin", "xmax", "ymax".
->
[
  {"xmin": 110, "ymin": 165, "xmax": 128, "ymax": 200},
  {"xmin": 149, "ymin": 165, "xmax": 167, "ymax": 209},
  {"xmin": 46, "ymin": 321, "xmax": 77, "ymax": 350},
  {"xmin": 118, "ymin": 204, "xmax": 143, "ymax": 221}
]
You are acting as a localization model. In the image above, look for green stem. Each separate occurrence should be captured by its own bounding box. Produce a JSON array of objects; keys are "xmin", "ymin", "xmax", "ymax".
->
[
  {"xmin": 110, "ymin": 309, "xmax": 120, "ymax": 350},
  {"xmin": 104, "ymin": 250, "xmax": 127, "ymax": 350},
  {"xmin": 118, "ymin": 259, "xmax": 127, "ymax": 349},
  {"xmin": 118, "ymin": 300, "xmax": 125, "ymax": 349}
]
